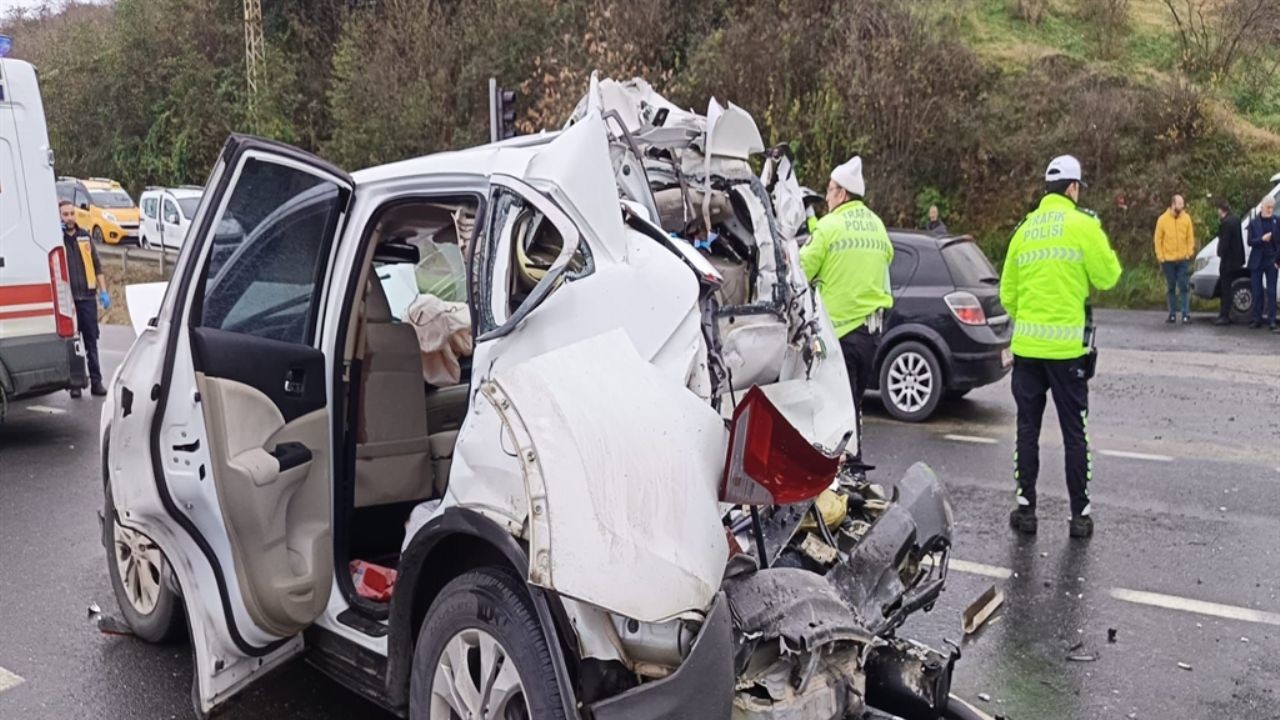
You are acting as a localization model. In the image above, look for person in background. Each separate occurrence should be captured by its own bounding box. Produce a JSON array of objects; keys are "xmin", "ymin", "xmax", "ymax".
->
[
  {"xmin": 1213, "ymin": 199, "xmax": 1245, "ymax": 326},
  {"xmin": 1245, "ymin": 196, "xmax": 1279, "ymax": 331},
  {"xmin": 925, "ymin": 205, "xmax": 948, "ymax": 235},
  {"xmin": 800, "ymin": 156, "xmax": 893, "ymax": 463},
  {"xmin": 1000, "ymin": 155, "xmax": 1123, "ymax": 539},
  {"xmin": 60, "ymin": 199, "xmax": 109, "ymax": 397},
  {"xmin": 1153, "ymin": 193, "xmax": 1196, "ymax": 324}
]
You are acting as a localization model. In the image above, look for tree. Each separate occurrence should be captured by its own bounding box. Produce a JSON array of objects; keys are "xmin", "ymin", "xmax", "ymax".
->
[{"xmin": 1162, "ymin": 0, "xmax": 1271, "ymax": 81}]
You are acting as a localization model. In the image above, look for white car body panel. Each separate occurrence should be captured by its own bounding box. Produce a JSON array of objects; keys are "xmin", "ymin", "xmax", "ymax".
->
[
  {"xmin": 124, "ymin": 282, "xmax": 167, "ymax": 336},
  {"xmin": 491, "ymin": 329, "xmax": 729, "ymax": 623}
]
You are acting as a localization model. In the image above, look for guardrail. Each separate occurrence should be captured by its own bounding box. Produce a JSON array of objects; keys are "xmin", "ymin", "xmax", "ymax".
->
[{"xmin": 96, "ymin": 243, "xmax": 176, "ymax": 275}]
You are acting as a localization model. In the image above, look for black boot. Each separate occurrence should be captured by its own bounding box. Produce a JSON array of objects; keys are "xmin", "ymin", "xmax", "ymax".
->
[
  {"xmin": 1009, "ymin": 506, "xmax": 1038, "ymax": 535},
  {"xmin": 69, "ymin": 386, "xmax": 82, "ymax": 399},
  {"xmin": 91, "ymin": 381, "xmax": 108, "ymax": 397},
  {"xmin": 1069, "ymin": 515, "xmax": 1094, "ymax": 538}
]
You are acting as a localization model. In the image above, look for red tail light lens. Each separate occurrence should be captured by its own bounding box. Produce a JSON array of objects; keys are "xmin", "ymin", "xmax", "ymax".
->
[
  {"xmin": 944, "ymin": 291, "xmax": 987, "ymax": 326},
  {"xmin": 48, "ymin": 246, "xmax": 76, "ymax": 338},
  {"xmin": 721, "ymin": 386, "xmax": 840, "ymax": 505}
]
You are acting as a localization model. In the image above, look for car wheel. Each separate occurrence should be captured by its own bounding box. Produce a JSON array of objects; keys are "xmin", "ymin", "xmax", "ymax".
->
[
  {"xmin": 880, "ymin": 341, "xmax": 943, "ymax": 422},
  {"xmin": 140, "ymin": 232, "xmax": 152, "ymax": 250},
  {"xmin": 103, "ymin": 480, "xmax": 185, "ymax": 643},
  {"xmin": 410, "ymin": 567, "xmax": 565, "ymax": 720},
  {"xmin": 91, "ymin": 226, "xmax": 105, "ymax": 245},
  {"xmin": 1228, "ymin": 277, "xmax": 1253, "ymax": 324}
]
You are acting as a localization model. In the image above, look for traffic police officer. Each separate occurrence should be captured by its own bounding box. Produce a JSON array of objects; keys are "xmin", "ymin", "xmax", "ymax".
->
[
  {"xmin": 1000, "ymin": 156, "xmax": 1122, "ymax": 538},
  {"xmin": 800, "ymin": 156, "xmax": 893, "ymax": 462}
]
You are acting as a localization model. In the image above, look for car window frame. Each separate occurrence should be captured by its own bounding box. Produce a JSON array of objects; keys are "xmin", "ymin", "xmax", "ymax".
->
[
  {"xmin": 163, "ymin": 197, "xmax": 181, "ymax": 225},
  {"xmin": 889, "ymin": 244, "xmax": 919, "ymax": 292},
  {"xmin": 473, "ymin": 175, "xmax": 589, "ymax": 342},
  {"xmin": 189, "ymin": 154, "xmax": 351, "ymax": 348}
]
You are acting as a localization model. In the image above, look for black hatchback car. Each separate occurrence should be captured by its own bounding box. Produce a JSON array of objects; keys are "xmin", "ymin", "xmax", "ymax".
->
[{"xmin": 869, "ymin": 231, "xmax": 1012, "ymax": 422}]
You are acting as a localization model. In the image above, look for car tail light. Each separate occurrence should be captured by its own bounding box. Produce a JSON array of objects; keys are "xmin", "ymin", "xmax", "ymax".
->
[
  {"xmin": 721, "ymin": 386, "xmax": 840, "ymax": 505},
  {"xmin": 48, "ymin": 246, "xmax": 76, "ymax": 338},
  {"xmin": 944, "ymin": 291, "xmax": 987, "ymax": 326}
]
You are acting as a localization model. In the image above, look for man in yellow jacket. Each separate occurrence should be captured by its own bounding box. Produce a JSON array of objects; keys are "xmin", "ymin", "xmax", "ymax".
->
[
  {"xmin": 1000, "ymin": 155, "xmax": 1122, "ymax": 538},
  {"xmin": 800, "ymin": 155, "xmax": 893, "ymax": 461},
  {"xmin": 1154, "ymin": 193, "xmax": 1195, "ymax": 324}
]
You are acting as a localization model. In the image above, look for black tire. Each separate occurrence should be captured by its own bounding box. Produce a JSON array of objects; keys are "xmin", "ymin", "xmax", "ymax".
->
[
  {"xmin": 103, "ymin": 479, "xmax": 186, "ymax": 643},
  {"xmin": 878, "ymin": 341, "xmax": 944, "ymax": 423},
  {"xmin": 91, "ymin": 225, "xmax": 105, "ymax": 245},
  {"xmin": 1227, "ymin": 276, "xmax": 1253, "ymax": 325},
  {"xmin": 410, "ymin": 567, "xmax": 565, "ymax": 720}
]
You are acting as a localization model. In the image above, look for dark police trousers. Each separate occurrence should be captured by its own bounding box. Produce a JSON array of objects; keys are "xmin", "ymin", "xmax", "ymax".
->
[
  {"xmin": 839, "ymin": 325, "xmax": 879, "ymax": 462},
  {"xmin": 74, "ymin": 297, "xmax": 102, "ymax": 384},
  {"xmin": 839, "ymin": 324, "xmax": 880, "ymax": 458},
  {"xmin": 1012, "ymin": 355, "xmax": 1091, "ymax": 517}
]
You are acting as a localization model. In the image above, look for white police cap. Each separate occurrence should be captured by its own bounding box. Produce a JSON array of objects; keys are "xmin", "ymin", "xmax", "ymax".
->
[{"xmin": 1045, "ymin": 155, "xmax": 1087, "ymax": 187}]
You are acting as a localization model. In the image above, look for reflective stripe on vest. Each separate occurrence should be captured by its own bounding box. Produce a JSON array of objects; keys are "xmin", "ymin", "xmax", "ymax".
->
[
  {"xmin": 1015, "ymin": 246, "xmax": 1084, "ymax": 267},
  {"xmin": 1013, "ymin": 321, "xmax": 1084, "ymax": 344}
]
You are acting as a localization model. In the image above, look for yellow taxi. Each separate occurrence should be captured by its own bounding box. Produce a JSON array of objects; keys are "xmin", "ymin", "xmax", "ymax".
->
[{"xmin": 55, "ymin": 176, "xmax": 141, "ymax": 245}]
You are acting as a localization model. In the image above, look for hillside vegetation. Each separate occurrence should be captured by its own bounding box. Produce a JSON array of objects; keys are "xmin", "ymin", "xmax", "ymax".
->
[{"xmin": 4, "ymin": 0, "xmax": 1277, "ymax": 306}]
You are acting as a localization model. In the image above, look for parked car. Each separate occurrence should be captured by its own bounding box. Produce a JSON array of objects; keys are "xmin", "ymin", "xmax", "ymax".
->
[
  {"xmin": 1191, "ymin": 173, "xmax": 1280, "ymax": 322},
  {"xmin": 0, "ymin": 56, "xmax": 88, "ymax": 406},
  {"xmin": 139, "ymin": 185, "xmax": 203, "ymax": 250},
  {"xmin": 55, "ymin": 176, "xmax": 141, "ymax": 245},
  {"xmin": 101, "ymin": 83, "xmax": 987, "ymax": 720},
  {"xmin": 871, "ymin": 231, "xmax": 1012, "ymax": 422}
]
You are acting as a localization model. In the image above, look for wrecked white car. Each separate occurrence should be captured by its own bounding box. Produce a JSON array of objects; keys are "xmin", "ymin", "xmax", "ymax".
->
[{"xmin": 98, "ymin": 81, "xmax": 986, "ymax": 720}]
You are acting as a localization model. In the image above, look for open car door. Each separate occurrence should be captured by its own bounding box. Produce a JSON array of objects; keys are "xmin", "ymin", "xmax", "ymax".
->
[{"xmin": 107, "ymin": 135, "xmax": 351, "ymax": 716}]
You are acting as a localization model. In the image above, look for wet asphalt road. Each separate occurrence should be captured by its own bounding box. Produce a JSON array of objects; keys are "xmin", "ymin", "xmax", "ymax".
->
[{"xmin": 0, "ymin": 310, "xmax": 1276, "ymax": 720}]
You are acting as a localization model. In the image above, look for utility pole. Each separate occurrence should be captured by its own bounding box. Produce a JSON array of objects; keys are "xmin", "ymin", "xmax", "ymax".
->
[{"xmin": 243, "ymin": 0, "xmax": 265, "ymax": 132}]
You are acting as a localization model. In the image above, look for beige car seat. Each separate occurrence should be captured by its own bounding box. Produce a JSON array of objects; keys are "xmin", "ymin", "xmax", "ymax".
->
[{"xmin": 355, "ymin": 278, "xmax": 434, "ymax": 506}]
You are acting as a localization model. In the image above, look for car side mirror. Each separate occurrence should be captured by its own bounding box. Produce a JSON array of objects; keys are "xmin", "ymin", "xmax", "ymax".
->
[{"xmin": 79, "ymin": 203, "xmax": 89, "ymax": 211}]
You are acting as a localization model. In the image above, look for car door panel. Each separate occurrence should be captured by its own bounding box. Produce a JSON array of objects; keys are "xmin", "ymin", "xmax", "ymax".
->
[
  {"xmin": 198, "ymin": 374, "xmax": 332, "ymax": 636},
  {"xmin": 191, "ymin": 327, "xmax": 326, "ymax": 423},
  {"xmin": 107, "ymin": 134, "xmax": 351, "ymax": 716}
]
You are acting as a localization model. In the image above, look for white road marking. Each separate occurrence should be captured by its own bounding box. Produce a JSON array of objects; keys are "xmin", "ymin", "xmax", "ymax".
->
[
  {"xmin": 1110, "ymin": 588, "xmax": 1280, "ymax": 627},
  {"xmin": 0, "ymin": 666, "xmax": 25, "ymax": 693},
  {"xmin": 26, "ymin": 405, "xmax": 66, "ymax": 415},
  {"xmin": 949, "ymin": 559, "xmax": 1280, "ymax": 627},
  {"xmin": 1097, "ymin": 449, "xmax": 1173, "ymax": 462},
  {"xmin": 949, "ymin": 559, "xmax": 1013, "ymax": 579},
  {"xmin": 944, "ymin": 434, "xmax": 1000, "ymax": 445}
]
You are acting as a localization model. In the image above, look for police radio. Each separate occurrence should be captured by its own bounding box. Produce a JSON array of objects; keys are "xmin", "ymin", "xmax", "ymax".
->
[{"xmin": 1079, "ymin": 303, "xmax": 1097, "ymax": 381}]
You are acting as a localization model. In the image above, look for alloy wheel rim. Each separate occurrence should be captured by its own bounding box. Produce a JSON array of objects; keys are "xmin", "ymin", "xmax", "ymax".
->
[
  {"xmin": 113, "ymin": 522, "xmax": 163, "ymax": 615},
  {"xmin": 1233, "ymin": 287, "xmax": 1252, "ymax": 313},
  {"xmin": 431, "ymin": 628, "xmax": 528, "ymax": 720},
  {"xmin": 887, "ymin": 351, "xmax": 933, "ymax": 413}
]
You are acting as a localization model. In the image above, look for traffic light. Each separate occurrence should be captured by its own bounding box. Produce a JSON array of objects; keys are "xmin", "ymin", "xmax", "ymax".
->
[{"xmin": 498, "ymin": 89, "xmax": 518, "ymax": 140}]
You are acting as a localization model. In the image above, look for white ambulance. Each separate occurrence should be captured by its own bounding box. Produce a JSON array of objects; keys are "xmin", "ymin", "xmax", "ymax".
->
[{"xmin": 0, "ymin": 53, "xmax": 87, "ymax": 405}]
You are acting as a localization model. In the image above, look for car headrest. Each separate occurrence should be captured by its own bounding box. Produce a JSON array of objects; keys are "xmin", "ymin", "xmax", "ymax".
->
[{"xmin": 365, "ymin": 277, "xmax": 393, "ymax": 324}]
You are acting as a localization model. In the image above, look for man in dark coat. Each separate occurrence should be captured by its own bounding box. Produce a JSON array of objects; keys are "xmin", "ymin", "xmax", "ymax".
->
[{"xmin": 1214, "ymin": 199, "xmax": 1245, "ymax": 325}]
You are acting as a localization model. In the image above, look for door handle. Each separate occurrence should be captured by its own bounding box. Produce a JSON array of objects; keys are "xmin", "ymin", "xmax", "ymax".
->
[{"xmin": 284, "ymin": 367, "xmax": 306, "ymax": 396}]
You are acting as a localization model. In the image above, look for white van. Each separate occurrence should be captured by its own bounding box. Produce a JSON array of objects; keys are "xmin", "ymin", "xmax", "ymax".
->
[
  {"xmin": 0, "ymin": 56, "xmax": 86, "ymax": 403},
  {"xmin": 139, "ymin": 185, "xmax": 203, "ymax": 250},
  {"xmin": 1191, "ymin": 173, "xmax": 1280, "ymax": 321}
]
